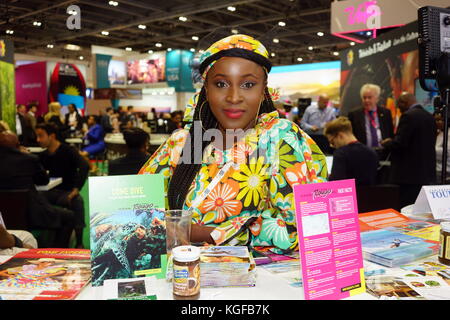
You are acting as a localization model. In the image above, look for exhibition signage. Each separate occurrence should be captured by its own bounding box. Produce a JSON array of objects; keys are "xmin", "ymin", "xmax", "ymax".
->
[
  {"xmin": 331, "ymin": 0, "xmax": 450, "ymax": 42},
  {"xmin": 95, "ymin": 54, "xmax": 112, "ymax": 89},
  {"xmin": 294, "ymin": 179, "xmax": 366, "ymax": 300},
  {"xmin": 49, "ymin": 63, "xmax": 87, "ymax": 112},
  {"xmin": 413, "ymin": 185, "xmax": 450, "ymax": 220},
  {"xmin": 15, "ymin": 61, "xmax": 48, "ymax": 116},
  {"xmin": 166, "ymin": 49, "xmax": 195, "ymax": 92}
]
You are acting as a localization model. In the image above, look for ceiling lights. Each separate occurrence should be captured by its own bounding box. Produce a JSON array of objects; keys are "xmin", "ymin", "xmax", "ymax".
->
[
  {"xmin": 317, "ymin": 32, "xmax": 324, "ymax": 36},
  {"xmin": 167, "ymin": 48, "xmax": 172, "ymax": 51},
  {"xmin": 64, "ymin": 44, "xmax": 81, "ymax": 51},
  {"xmin": 79, "ymin": 56, "xmax": 84, "ymax": 60},
  {"xmin": 178, "ymin": 16, "xmax": 187, "ymax": 22},
  {"xmin": 108, "ymin": 1, "xmax": 118, "ymax": 6},
  {"xmin": 138, "ymin": 24, "xmax": 146, "ymax": 30},
  {"xmin": 278, "ymin": 21, "xmax": 286, "ymax": 27},
  {"xmin": 192, "ymin": 36, "xmax": 199, "ymax": 41},
  {"xmin": 308, "ymin": 46, "xmax": 314, "ymax": 50},
  {"xmin": 190, "ymin": 48, "xmax": 195, "ymax": 52},
  {"xmin": 101, "ymin": 31, "xmax": 109, "ymax": 35},
  {"xmin": 273, "ymin": 38, "xmax": 279, "ymax": 43},
  {"xmin": 47, "ymin": 44, "xmax": 54, "ymax": 48},
  {"xmin": 33, "ymin": 21, "xmax": 42, "ymax": 27},
  {"xmin": 231, "ymin": 29, "xmax": 239, "ymax": 34},
  {"xmin": 227, "ymin": 6, "xmax": 236, "ymax": 11},
  {"xmin": 297, "ymin": 57, "xmax": 303, "ymax": 62},
  {"xmin": 125, "ymin": 47, "xmax": 132, "ymax": 51},
  {"xmin": 333, "ymin": 51, "xmax": 339, "ymax": 56},
  {"xmin": 155, "ymin": 42, "xmax": 162, "ymax": 47},
  {"xmin": 5, "ymin": 30, "xmax": 14, "ymax": 34},
  {"xmin": 148, "ymin": 50, "xmax": 154, "ymax": 54},
  {"xmin": 350, "ymin": 41, "xmax": 355, "ymax": 46}
]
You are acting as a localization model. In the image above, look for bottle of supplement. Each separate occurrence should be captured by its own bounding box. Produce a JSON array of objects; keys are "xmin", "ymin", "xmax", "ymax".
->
[
  {"xmin": 172, "ymin": 245, "xmax": 201, "ymax": 299},
  {"xmin": 438, "ymin": 222, "xmax": 450, "ymax": 266}
]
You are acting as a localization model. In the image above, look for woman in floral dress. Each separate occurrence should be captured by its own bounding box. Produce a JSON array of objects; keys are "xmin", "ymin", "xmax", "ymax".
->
[{"xmin": 139, "ymin": 34, "xmax": 327, "ymax": 254}]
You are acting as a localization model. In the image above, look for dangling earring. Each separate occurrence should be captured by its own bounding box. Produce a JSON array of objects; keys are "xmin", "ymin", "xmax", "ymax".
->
[{"xmin": 198, "ymin": 100, "xmax": 208, "ymax": 132}]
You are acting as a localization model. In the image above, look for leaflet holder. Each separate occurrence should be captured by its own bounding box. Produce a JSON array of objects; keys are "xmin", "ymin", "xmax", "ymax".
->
[{"xmin": 418, "ymin": 6, "xmax": 450, "ymax": 184}]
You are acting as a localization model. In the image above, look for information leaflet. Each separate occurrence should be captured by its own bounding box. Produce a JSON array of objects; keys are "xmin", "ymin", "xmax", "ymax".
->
[{"xmin": 294, "ymin": 179, "xmax": 366, "ymax": 300}]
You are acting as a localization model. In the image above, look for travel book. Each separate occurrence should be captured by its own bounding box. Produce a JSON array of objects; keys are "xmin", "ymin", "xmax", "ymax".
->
[
  {"xmin": 0, "ymin": 248, "xmax": 91, "ymax": 300},
  {"xmin": 360, "ymin": 229, "xmax": 439, "ymax": 267},
  {"xmin": 88, "ymin": 174, "xmax": 167, "ymax": 287}
]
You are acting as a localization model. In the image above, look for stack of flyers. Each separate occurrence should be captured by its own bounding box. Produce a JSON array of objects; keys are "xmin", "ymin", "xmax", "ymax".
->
[
  {"xmin": 199, "ymin": 246, "xmax": 256, "ymax": 288},
  {"xmin": 401, "ymin": 276, "xmax": 450, "ymax": 300}
]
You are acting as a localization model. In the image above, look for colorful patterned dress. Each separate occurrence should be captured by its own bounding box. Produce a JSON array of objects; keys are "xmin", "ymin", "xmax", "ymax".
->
[{"xmin": 139, "ymin": 111, "xmax": 328, "ymax": 253}]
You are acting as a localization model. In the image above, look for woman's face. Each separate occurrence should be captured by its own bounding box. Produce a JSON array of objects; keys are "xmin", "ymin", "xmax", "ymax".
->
[{"xmin": 205, "ymin": 57, "xmax": 266, "ymax": 131}]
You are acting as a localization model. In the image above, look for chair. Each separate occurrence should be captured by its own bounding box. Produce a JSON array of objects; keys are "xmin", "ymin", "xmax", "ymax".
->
[
  {"xmin": 356, "ymin": 184, "xmax": 401, "ymax": 214},
  {"xmin": 91, "ymin": 148, "xmax": 108, "ymax": 176},
  {"xmin": 0, "ymin": 189, "xmax": 30, "ymax": 230}
]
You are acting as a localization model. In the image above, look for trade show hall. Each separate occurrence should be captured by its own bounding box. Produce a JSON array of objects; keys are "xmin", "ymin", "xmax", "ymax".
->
[{"xmin": 0, "ymin": 0, "xmax": 450, "ymax": 305}]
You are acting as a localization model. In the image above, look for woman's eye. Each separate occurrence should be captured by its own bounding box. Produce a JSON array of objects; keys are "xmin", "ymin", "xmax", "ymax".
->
[
  {"xmin": 241, "ymin": 82, "xmax": 256, "ymax": 89},
  {"xmin": 215, "ymin": 81, "xmax": 228, "ymax": 88}
]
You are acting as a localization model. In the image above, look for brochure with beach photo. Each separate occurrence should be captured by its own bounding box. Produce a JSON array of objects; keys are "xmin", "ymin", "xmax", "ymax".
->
[
  {"xmin": 360, "ymin": 229, "xmax": 439, "ymax": 267},
  {"xmin": 0, "ymin": 248, "xmax": 91, "ymax": 300},
  {"xmin": 88, "ymin": 174, "xmax": 167, "ymax": 287}
]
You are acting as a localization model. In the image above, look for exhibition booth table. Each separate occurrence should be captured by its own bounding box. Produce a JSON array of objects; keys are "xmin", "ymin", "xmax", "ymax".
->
[{"xmin": 104, "ymin": 133, "xmax": 170, "ymax": 160}]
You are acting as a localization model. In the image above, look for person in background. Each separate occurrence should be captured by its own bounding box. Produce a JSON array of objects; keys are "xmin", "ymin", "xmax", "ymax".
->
[
  {"xmin": 167, "ymin": 111, "xmax": 184, "ymax": 134},
  {"xmin": 65, "ymin": 103, "xmax": 83, "ymax": 135},
  {"xmin": 300, "ymin": 94, "xmax": 336, "ymax": 154},
  {"xmin": 35, "ymin": 123, "xmax": 88, "ymax": 248},
  {"xmin": 44, "ymin": 102, "xmax": 69, "ymax": 139},
  {"xmin": 0, "ymin": 224, "xmax": 38, "ymax": 255},
  {"xmin": 100, "ymin": 107, "xmax": 114, "ymax": 134},
  {"xmin": 16, "ymin": 104, "xmax": 35, "ymax": 146},
  {"xmin": 126, "ymin": 106, "xmax": 137, "ymax": 127},
  {"xmin": 27, "ymin": 103, "xmax": 38, "ymax": 131},
  {"xmin": 435, "ymin": 113, "xmax": 450, "ymax": 184},
  {"xmin": 324, "ymin": 117, "xmax": 378, "ymax": 186},
  {"xmin": 347, "ymin": 83, "xmax": 394, "ymax": 161},
  {"xmin": 381, "ymin": 92, "xmax": 437, "ymax": 208},
  {"xmin": 80, "ymin": 115, "xmax": 106, "ymax": 166},
  {"xmin": 0, "ymin": 130, "xmax": 75, "ymax": 248},
  {"xmin": 108, "ymin": 128, "xmax": 150, "ymax": 175}
]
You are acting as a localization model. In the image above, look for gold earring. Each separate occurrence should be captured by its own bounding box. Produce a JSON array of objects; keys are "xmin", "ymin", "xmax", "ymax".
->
[{"xmin": 198, "ymin": 100, "xmax": 208, "ymax": 131}]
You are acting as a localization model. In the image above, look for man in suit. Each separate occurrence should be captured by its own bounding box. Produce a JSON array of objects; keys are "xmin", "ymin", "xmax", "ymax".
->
[
  {"xmin": 381, "ymin": 92, "xmax": 437, "ymax": 208},
  {"xmin": 108, "ymin": 128, "xmax": 150, "ymax": 175},
  {"xmin": 0, "ymin": 131, "xmax": 75, "ymax": 247},
  {"xmin": 347, "ymin": 83, "xmax": 394, "ymax": 156}
]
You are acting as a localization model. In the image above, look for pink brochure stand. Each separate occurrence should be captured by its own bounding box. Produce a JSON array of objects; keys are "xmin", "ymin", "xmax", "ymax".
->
[{"xmin": 293, "ymin": 179, "xmax": 366, "ymax": 300}]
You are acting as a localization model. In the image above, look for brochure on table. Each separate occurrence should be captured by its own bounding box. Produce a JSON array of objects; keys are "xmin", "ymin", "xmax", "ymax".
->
[
  {"xmin": 88, "ymin": 174, "xmax": 167, "ymax": 287},
  {"xmin": 293, "ymin": 179, "xmax": 366, "ymax": 300},
  {"xmin": 412, "ymin": 185, "xmax": 450, "ymax": 220}
]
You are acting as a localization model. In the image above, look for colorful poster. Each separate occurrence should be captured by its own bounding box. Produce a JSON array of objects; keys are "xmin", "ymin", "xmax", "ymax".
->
[
  {"xmin": 88, "ymin": 174, "xmax": 167, "ymax": 287},
  {"xmin": 49, "ymin": 63, "xmax": 86, "ymax": 111},
  {"xmin": 108, "ymin": 60, "xmax": 126, "ymax": 85},
  {"xmin": 0, "ymin": 38, "xmax": 15, "ymax": 131},
  {"xmin": 294, "ymin": 179, "xmax": 366, "ymax": 300},
  {"xmin": 127, "ymin": 52, "xmax": 166, "ymax": 84}
]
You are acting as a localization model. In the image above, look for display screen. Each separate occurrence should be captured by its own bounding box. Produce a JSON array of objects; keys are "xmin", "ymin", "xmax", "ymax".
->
[{"xmin": 127, "ymin": 53, "xmax": 166, "ymax": 84}]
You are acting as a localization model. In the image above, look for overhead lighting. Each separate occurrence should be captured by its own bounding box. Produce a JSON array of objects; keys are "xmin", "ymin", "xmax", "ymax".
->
[
  {"xmin": 350, "ymin": 41, "xmax": 355, "ymax": 46},
  {"xmin": 333, "ymin": 51, "xmax": 339, "ymax": 56},
  {"xmin": 366, "ymin": 31, "xmax": 372, "ymax": 36},
  {"xmin": 278, "ymin": 21, "xmax": 286, "ymax": 27},
  {"xmin": 125, "ymin": 47, "xmax": 132, "ymax": 51},
  {"xmin": 68, "ymin": 9, "xmax": 77, "ymax": 15},
  {"xmin": 108, "ymin": 1, "xmax": 119, "ymax": 6},
  {"xmin": 271, "ymin": 52, "xmax": 276, "ymax": 57},
  {"xmin": 138, "ymin": 24, "xmax": 146, "ymax": 30},
  {"xmin": 148, "ymin": 50, "xmax": 154, "ymax": 54},
  {"xmin": 308, "ymin": 46, "xmax": 314, "ymax": 50},
  {"xmin": 191, "ymin": 36, "xmax": 199, "ymax": 41},
  {"xmin": 273, "ymin": 38, "xmax": 279, "ymax": 43},
  {"xmin": 101, "ymin": 31, "xmax": 109, "ymax": 36},
  {"xmin": 317, "ymin": 32, "xmax": 324, "ymax": 37},
  {"xmin": 64, "ymin": 44, "xmax": 81, "ymax": 51},
  {"xmin": 178, "ymin": 16, "xmax": 187, "ymax": 22},
  {"xmin": 5, "ymin": 30, "xmax": 14, "ymax": 34},
  {"xmin": 190, "ymin": 48, "xmax": 195, "ymax": 52},
  {"xmin": 33, "ymin": 21, "xmax": 42, "ymax": 27},
  {"xmin": 79, "ymin": 56, "xmax": 84, "ymax": 60},
  {"xmin": 297, "ymin": 57, "xmax": 303, "ymax": 62},
  {"xmin": 47, "ymin": 44, "xmax": 54, "ymax": 48},
  {"xmin": 231, "ymin": 29, "xmax": 239, "ymax": 34},
  {"xmin": 227, "ymin": 6, "xmax": 236, "ymax": 12},
  {"xmin": 155, "ymin": 42, "xmax": 162, "ymax": 47},
  {"xmin": 167, "ymin": 48, "xmax": 172, "ymax": 52}
]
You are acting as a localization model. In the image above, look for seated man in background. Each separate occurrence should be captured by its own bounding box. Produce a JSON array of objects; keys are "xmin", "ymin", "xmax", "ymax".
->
[
  {"xmin": 35, "ymin": 123, "xmax": 88, "ymax": 248},
  {"xmin": 324, "ymin": 117, "xmax": 378, "ymax": 186},
  {"xmin": 0, "ymin": 130, "xmax": 74, "ymax": 248},
  {"xmin": 80, "ymin": 115, "xmax": 106, "ymax": 172},
  {"xmin": 108, "ymin": 128, "xmax": 151, "ymax": 175}
]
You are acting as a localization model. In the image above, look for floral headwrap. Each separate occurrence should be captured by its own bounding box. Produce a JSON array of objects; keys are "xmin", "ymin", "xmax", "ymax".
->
[{"xmin": 183, "ymin": 34, "xmax": 280, "ymax": 123}]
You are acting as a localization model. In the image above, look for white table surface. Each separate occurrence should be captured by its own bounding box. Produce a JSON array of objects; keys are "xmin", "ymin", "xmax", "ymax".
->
[
  {"xmin": 26, "ymin": 147, "xmax": 46, "ymax": 153},
  {"xmin": 36, "ymin": 177, "xmax": 62, "ymax": 191}
]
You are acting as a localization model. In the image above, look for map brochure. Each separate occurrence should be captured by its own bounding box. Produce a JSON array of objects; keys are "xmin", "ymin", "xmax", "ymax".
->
[
  {"xmin": 358, "ymin": 209, "xmax": 440, "ymax": 241},
  {"xmin": 88, "ymin": 174, "xmax": 167, "ymax": 287},
  {"xmin": 293, "ymin": 179, "xmax": 366, "ymax": 300}
]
